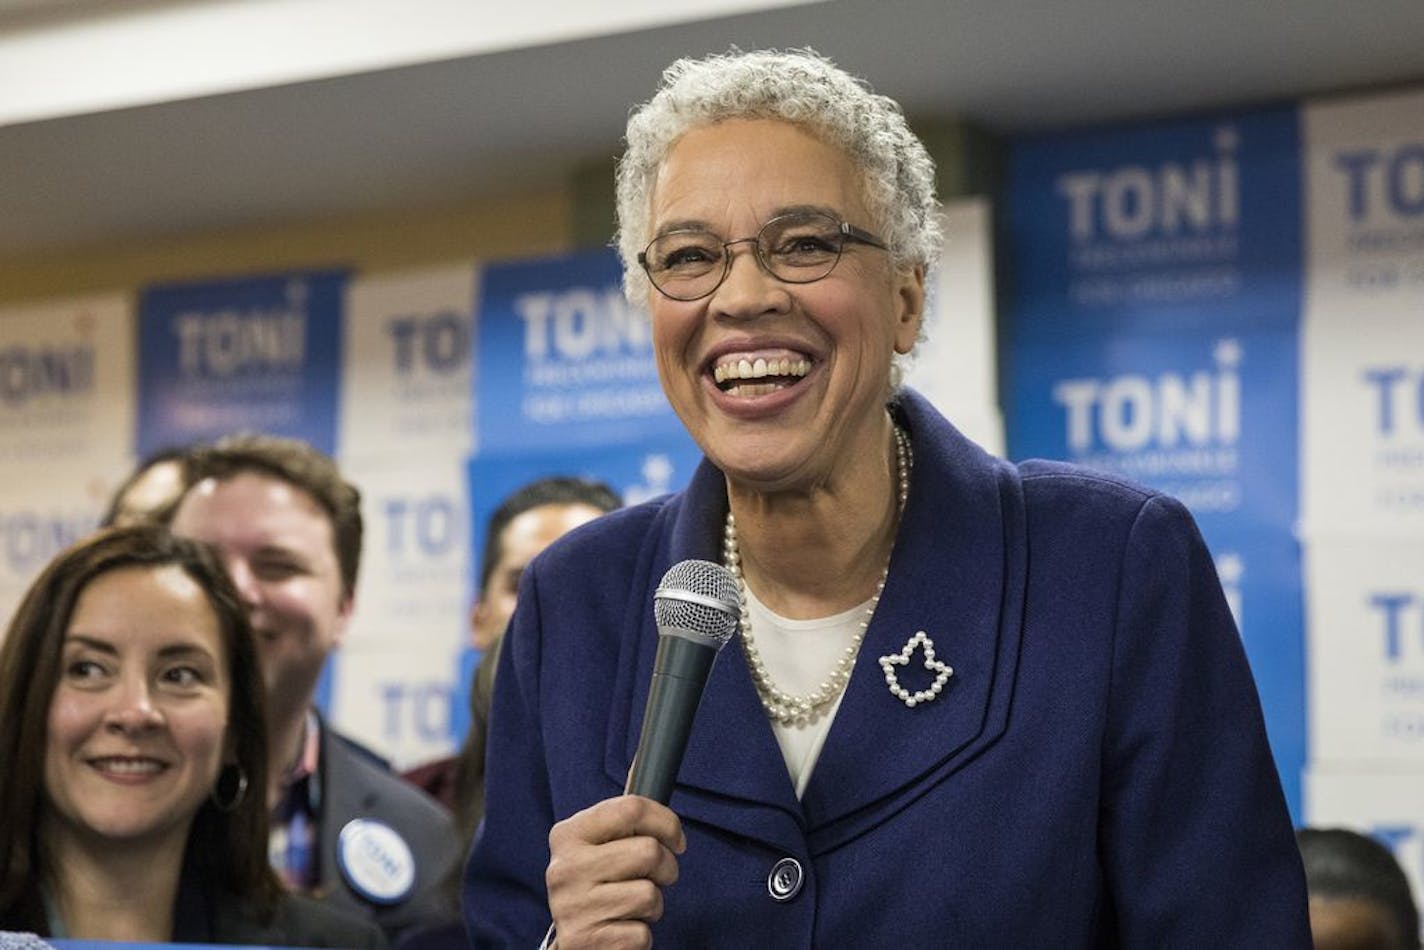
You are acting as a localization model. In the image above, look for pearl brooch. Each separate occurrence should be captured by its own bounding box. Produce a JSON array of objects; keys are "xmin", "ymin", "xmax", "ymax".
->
[
  {"xmin": 725, "ymin": 423, "xmax": 912, "ymax": 726},
  {"xmin": 878, "ymin": 630, "xmax": 953, "ymax": 707}
]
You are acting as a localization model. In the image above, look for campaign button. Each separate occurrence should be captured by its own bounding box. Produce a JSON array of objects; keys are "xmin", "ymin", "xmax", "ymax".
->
[{"xmin": 337, "ymin": 818, "xmax": 416, "ymax": 905}]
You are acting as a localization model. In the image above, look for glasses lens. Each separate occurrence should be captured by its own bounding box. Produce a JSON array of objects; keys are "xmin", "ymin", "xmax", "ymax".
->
[
  {"xmin": 759, "ymin": 212, "xmax": 844, "ymax": 283},
  {"xmin": 644, "ymin": 230, "xmax": 723, "ymax": 299}
]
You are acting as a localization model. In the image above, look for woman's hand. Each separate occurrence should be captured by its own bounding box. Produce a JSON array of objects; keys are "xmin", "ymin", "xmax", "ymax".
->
[{"xmin": 545, "ymin": 794, "xmax": 686, "ymax": 949}]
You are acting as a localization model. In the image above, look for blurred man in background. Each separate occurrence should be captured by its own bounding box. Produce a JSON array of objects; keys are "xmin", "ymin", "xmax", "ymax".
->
[{"xmin": 171, "ymin": 433, "xmax": 457, "ymax": 942}]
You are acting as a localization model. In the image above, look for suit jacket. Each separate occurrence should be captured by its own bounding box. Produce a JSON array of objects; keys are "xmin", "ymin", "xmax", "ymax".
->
[
  {"xmin": 181, "ymin": 890, "xmax": 387, "ymax": 947},
  {"xmin": 464, "ymin": 389, "xmax": 1310, "ymax": 947},
  {"xmin": 315, "ymin": 718, "xmax": 462, "ymax": 942}
]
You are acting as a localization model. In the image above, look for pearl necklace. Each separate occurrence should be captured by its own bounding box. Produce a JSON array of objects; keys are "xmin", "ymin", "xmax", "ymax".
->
[{"xmin": 723, "ymin": 423, "xmax": 912, "ymax": 726}]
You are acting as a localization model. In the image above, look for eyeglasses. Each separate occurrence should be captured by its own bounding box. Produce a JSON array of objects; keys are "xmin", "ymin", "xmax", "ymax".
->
[{"xmin": 638, "ymin": 210, "xmax": 889, "ymax": 302}]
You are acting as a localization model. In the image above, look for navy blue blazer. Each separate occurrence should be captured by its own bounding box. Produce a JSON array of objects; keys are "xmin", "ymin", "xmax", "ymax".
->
[{"xmin": 464, "ymin": 389, "xmax": 1309, "ymax": 947}]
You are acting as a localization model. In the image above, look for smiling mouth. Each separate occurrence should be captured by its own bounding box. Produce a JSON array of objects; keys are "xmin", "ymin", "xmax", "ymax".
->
[
  {"xmin": 712, "ymin": 354, "xmax": 812, "ymax": 397},
  {"xmin": 90, "ymin": 756, "xmax": 167, "ymax": 776}
]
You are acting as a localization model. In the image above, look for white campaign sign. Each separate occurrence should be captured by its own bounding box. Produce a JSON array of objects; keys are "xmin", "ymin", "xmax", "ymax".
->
[
  {"xmin": 1301, "ymin": 88, "xmax": 1424, "ymax": 537},
  {"xmin": 333, "ymin": 643, "xmax": 461, "ymax": 771},
  {"xmin": 0, "ymin": 472, "xmax": 111, "ymax": 633},
  {"xmin": 904, "ymin": 199, "xmax": 1004, "ymax": 457},
  {"xmin": 1306, "ymin": 539, "xmax": 1424, "ymax": 765},
  {"xmin": 338, "ymin": 262, "xmax": 478, "ymax": 460},
  {"xmin": 0, "ymin": 293, "xmax": 135, "ymax": 476},
  {"xmin": 331, "ymin": 452, "xmax": 470, "ymax": 765},
  {"xmin": 0, "ymin": 293, "xmax": 137, "ymax": 629}
]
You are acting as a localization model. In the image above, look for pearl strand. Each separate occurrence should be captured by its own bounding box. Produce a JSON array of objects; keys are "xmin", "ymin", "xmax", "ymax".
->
[{"xmin": 724, "ymin": 423, "xmax": 912, "ymax": 726}]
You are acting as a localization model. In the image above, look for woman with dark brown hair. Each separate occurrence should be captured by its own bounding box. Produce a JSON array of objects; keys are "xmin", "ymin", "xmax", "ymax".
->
[{"xmin": 0, "ymin": 524, "xmax": 382, "ymax": 945}]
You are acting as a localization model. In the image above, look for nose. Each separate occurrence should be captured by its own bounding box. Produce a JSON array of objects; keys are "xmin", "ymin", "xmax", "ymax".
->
[
  {"xmin": 104, "ymin": 678, "xmax": 164, "ymax": 734},
  {"xmin": 709, "ymin": 239, "xmax": 790, "ymax": 320}
]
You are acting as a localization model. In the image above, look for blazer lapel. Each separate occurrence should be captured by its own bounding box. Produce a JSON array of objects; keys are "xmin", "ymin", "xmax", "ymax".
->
[
  {"xmin": 800, "ymin": 393, "xmax": 1028, "ymax": 853},
  {"xmin": 603, "ymin": 459, "xmax": 802, "ymax": 836}
]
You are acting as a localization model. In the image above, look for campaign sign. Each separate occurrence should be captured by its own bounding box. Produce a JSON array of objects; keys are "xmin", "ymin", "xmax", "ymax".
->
[
  {"xmin": 1010, "ymin": 329, "xmax": 1297, "ymax": 532},
  {"xmin": 1303, "ymin": 87, "xmax": 1424, "ymax": 318},
  {"xmin": 137, "ymin": 270, "xmax": 346, "ymax": 456},
  {"xmin": 474, "ymin": 249, "xmax": 682, "ymax": 454},
  {"xmin": 1307, "ymin": 765, "xmax": 1424, "ymax": 911},
  {"xmin": 0, "ymin": 474, "xmax": 108, "ymax": 631},
  {"xmin": 0, "ymin": 293, "xmax": 134, "ymax": 471},
  {"xmin": 448, "ymin": 432, "xmax": 704, "ymax": 742},
  {"xmin": 904, "ymin": 199, "xmax": 1004, "ymax": 457},
  {"xmin": 338, "ymin": 263, "xmax": 477, "ymax": 460},
  {"xmin": 1306, "ymin": 539, "xmax": 1424, "ymax": 765},
  {"xmin": 1302, "ymin": 315, "xmax": 1424, "ymax": 535},
  {"xmin": 1006, "ymin": 105, "xmax": 1301, "ymax": 341},
  {"xmin": 334, "ymin": 645, "xmax": 458, "ymax": 770},
  {"xmin": 341, "ymin": 454, "xmax": 469, "ymax": 655},
  {"xmin": 1301, "ymin": 89, "xmax": 1424, "ymax": 535}
]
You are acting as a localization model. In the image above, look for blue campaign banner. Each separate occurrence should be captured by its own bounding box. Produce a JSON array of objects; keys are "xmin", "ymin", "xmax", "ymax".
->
[
  {"xmin": 1006, "ymin": 105, "xmax": 1301, "ymax": 341},
  {"xmin": 136, "ymin": 270, "xmax": 347, "ymax": 456},
  {"xmin": 1011, "ymin": 329, "xmax": 1298, "ymax": 533},
  {"xmin": 474, "ymin": 249, "xmax": 683, "ymax": 454}
]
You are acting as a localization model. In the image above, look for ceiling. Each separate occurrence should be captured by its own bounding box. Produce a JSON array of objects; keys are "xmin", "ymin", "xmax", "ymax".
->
[{"xmin": 2, "ymin": 0, "xmax": 1423, "ymax": 258}]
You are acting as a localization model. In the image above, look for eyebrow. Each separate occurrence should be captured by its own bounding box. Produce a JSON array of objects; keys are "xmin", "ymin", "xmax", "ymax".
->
[
  {"xmin": 652, "ymin": 204, "xmax": 845, "ymax": 239},
  {"xmin": 63, "ymin": 634, "xmax": 218, "ymax": 661}
]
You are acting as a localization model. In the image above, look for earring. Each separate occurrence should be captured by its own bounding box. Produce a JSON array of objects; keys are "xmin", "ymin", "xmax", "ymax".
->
[{"xmin": 210, "ymin": 763, "xmax": 249, "ymax": 812}]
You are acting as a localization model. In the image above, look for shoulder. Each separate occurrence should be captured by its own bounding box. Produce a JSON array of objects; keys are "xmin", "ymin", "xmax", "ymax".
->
[
  {"xmin": 1014, "ymin": 457, "xmax": 1197, "ymax": 538},
  {"xmin": 1017, "ymin": 457, "xmax": 1158, "ymax": 509},
  {"xmin": 324, "ymin": 725, "xmax": 454, "ymax": 830},
  {"xmin": 209, "ymin": 892, "xmax": 388, "ymax": 947},
  {"xmin": 268, "ymin": 893, "xmax": 390, "ymax": 947}
]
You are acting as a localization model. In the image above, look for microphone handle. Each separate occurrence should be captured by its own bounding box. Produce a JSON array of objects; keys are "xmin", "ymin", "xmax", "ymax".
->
[{"xmin": 624, "ymin": 633, "xmax": 718, "ymax": 803}]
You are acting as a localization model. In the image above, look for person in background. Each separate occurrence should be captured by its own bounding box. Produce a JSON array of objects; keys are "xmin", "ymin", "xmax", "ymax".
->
[
  {"xmin": 464, "ymin": 48, "xmax": 1309, "ymax": 946},
  {"xmin": 1299, "ymin": 827, "xmax": 1421, "ymax": 949},
  {"xmin": 0, "ymin": 524, "xmax": 383, "ymax": 945},
  {"xmin": 397, "ymin": 476, "xmax": 620, "ymax": 949},
  {"xmin": 100, "ymin": 444, "xmax": 200, "ymax": 528},
  {"xmin": 405, "ymin": 475, "xmax": 621, "ymax": 822},
  {"xmin": 169, "ymin": 433, "xmax": 458, "ymax": 942}
]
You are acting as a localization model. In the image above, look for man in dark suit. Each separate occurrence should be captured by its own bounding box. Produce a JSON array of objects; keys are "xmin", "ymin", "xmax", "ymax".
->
[{"xmin": 171, "ymin": 433, "xmax": 457, "ymax": 942}]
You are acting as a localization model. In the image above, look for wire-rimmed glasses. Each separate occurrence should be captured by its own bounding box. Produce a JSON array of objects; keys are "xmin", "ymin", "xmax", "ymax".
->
[{"xmin": 638, "ymin": 210, "xmax": 888, "ymax": 302}]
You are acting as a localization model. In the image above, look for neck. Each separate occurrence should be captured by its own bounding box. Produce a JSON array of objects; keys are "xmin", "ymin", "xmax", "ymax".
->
[
  {"xmin": 266, "ymin": 700, "xmax": 312, "ymax": 808},
  {"xmin": 727, "ymin": 415, "xmax": 903, "ymax": 618},
  {"xmin": 43, "ymin": 820, "xmax": 185, "ymax": 941}
]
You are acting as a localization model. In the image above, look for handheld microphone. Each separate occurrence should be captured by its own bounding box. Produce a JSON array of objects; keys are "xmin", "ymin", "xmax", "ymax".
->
[{"xmin": 625, "ymin": 559, "xmax": 741, "ymax": 803}]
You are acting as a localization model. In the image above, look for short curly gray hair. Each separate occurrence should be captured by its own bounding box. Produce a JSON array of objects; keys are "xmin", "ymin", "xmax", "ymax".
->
[{"xmin": 615, "ymin": 47, "xmax": 942, "ymax": 303}]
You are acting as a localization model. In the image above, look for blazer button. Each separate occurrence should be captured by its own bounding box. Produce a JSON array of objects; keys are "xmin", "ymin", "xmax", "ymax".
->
[{"xmin": 767, "ymin": 857, "xmax": 804, "ymax": 902}]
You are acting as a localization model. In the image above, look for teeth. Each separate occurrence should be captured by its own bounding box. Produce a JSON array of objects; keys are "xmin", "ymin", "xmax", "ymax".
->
[
  {"xmin": 714, "ymin": 356, "xmax": 811, "ymax": 383},
  {"xmin": 94, "ymin": 758, "xmax": 163, "ymax": 775},
  {"xmin": 724, "ymin": 382, "xmax": 785, "ymax": 398}
]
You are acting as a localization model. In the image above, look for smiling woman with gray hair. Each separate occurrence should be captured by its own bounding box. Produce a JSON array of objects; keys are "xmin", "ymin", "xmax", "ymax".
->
[{"xmin": 463, "ymin": 47, "xmax": 1309, "ymax": 947}]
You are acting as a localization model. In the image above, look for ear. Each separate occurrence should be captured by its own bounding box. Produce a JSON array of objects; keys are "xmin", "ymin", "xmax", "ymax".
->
[
  {"xmin": 892, "ymin": 265, "xmax": 926, "ymax": 355},
  {"xmin": 330, "ymin": 592, "xmax": 355, "ymax": 649},
  {"xmin": 470, "ymin": 597, "xmax": 496, "ymax": 651}
]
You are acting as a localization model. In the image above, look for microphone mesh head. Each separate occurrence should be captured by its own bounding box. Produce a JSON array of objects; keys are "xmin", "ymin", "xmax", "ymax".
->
[{"xmin": 653, "ymin": 559, "xmax": 741, "ymax": 649}]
